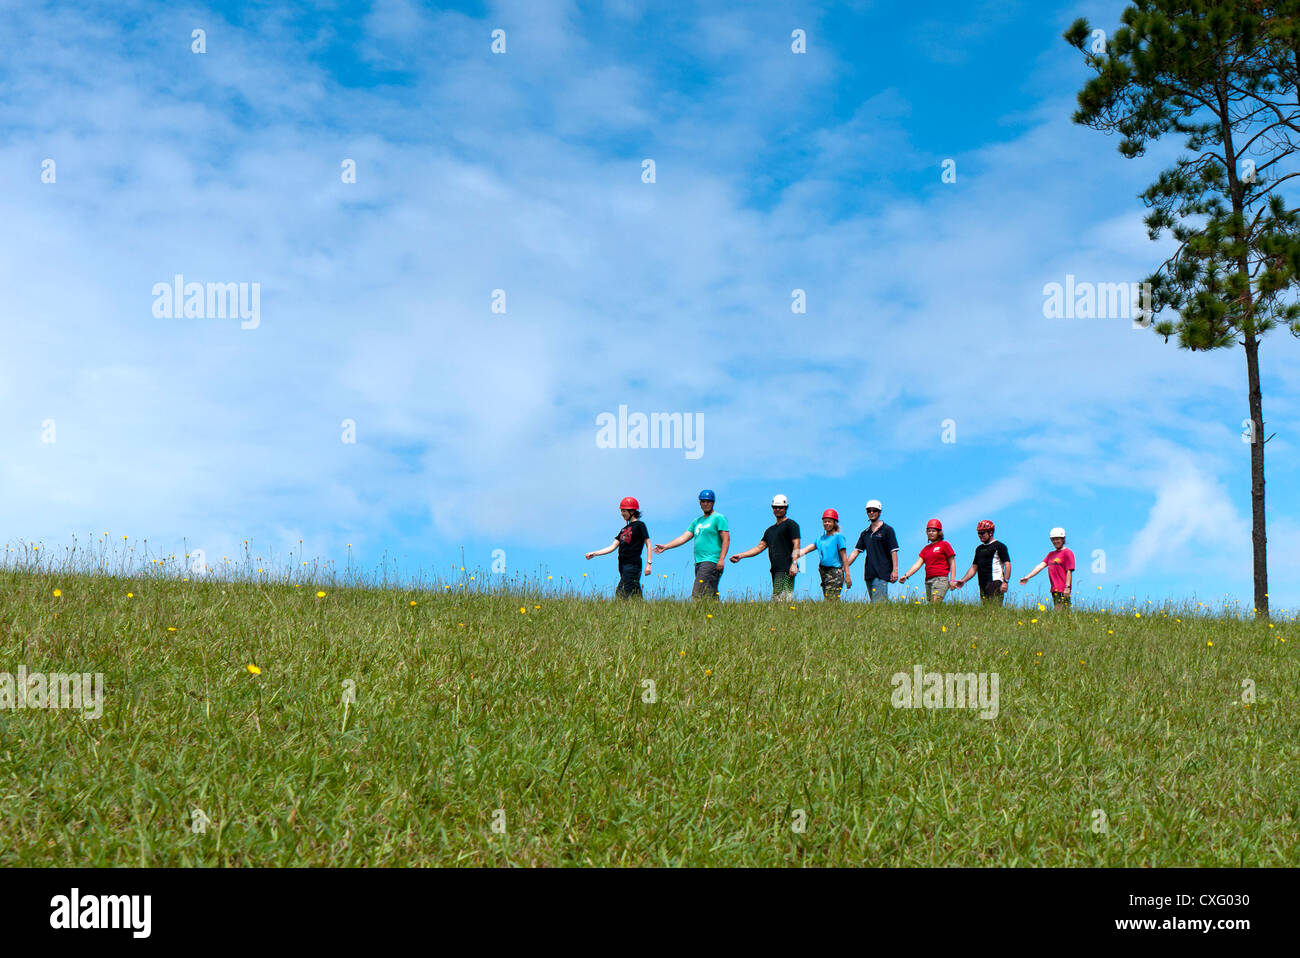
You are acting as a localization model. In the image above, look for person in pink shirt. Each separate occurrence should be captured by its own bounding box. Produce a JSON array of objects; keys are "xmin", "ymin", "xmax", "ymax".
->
[
  {"xmin": 898, "ymin": 518, "xmax": 957, "ymax": 603},
  {"xmin": 1019, "ymin": 527, "xmax": 1075, "ymax": 609}
]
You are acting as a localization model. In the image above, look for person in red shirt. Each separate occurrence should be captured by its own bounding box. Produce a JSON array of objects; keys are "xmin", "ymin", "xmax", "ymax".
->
[
  {"xmin": 1019, "ymin": 526, "xmax": 1075, "ymax": 609},
  {"xmin": 898, "ymin": 518, "xmax": 957, "ymax": 603}
]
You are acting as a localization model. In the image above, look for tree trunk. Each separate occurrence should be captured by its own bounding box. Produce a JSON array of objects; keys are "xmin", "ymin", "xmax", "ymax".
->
[{"xmin": 1244, "ymin": 331, "xmax": 1269, "ymax": 617}]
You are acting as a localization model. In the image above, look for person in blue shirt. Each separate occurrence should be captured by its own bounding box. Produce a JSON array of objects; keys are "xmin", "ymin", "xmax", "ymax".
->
[{"xmin": 795, "ymin": 509, "xmax": 851, "ymax": 600}]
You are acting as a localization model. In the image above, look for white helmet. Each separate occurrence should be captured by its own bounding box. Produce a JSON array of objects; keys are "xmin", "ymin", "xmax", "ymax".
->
[
  {"xmin": 771, "ymin": 494, "xmax": 789, "ymax": 507},
  {"xmin": 865, "ymin": 499, "xmax": 883, "ymax": 512},
  {"xmin": 1049, "ymin": 527, "xmax": 1067, "ymax": 539}
]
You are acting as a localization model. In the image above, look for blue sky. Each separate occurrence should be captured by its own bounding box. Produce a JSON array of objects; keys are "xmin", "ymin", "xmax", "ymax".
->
[{"xmin": 3, "ymin": 0, "xmax": 1299, "ymax": 608}]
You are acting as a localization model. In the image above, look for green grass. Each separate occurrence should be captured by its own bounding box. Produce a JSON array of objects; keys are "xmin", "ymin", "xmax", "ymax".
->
[{"xmin": 0, "ymin": 567, "xmax": 1295, "ymax": 866}]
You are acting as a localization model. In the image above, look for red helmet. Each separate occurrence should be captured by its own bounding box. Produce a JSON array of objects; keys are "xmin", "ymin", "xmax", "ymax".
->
[
  {"xmin": 976, "ymin": 519, "xmax": 995, "ymax": 533},
  {"xmin": 619, "ymin": 496, "xmax": 639, "ymax": 511},
  {"xmin": 822, "ymin": 509, "xmax": 839, "ymax": 521},
  {"xmin": 926, "ymin": 518, "xmax": 943, "ymax": 531}
]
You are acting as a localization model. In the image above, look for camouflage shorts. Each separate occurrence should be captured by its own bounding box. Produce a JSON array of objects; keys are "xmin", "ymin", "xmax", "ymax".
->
[{"xmin": 819, "ymin": 566, "xmax": 843, "ymax": 600}]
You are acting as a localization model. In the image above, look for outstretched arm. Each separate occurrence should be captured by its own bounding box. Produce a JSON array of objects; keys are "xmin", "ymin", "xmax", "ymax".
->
[
  {"xmin": 730, "ymin": 541, "xmax": 768, "ymax": 563},
  {"xmin": 585, "ymin": 540, "xmax": 619, "ymax": 560},
  {"xmin": 655, "ymin": 531, "xmax": 693, "ymax": 554},
  {"xmin": 897, "ymin": 558, "xmax": 923, "ymax": 583},
  {"xmin": 1019, "ymin": 561, "xmax": 1047, "ymax": 585}
]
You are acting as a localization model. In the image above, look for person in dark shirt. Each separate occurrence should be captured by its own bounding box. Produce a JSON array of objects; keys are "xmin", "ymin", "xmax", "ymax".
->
[
  {"xmin": 730, "ymin": 494, "xmax": 801, "ymax": 599},
  {"xmin": 585, "ymin": 496, "xmax": 652, "ymax": 598},
  {"xmin": 955, "ymin": 519, "xmax": 1011, "ymax": 605},
  {"xmin": 846, "ymin": 499, "xmax": 899, "ymax": 602}
]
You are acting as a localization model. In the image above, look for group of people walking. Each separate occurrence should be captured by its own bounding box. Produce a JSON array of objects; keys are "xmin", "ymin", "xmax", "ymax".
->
[{"xmin": 584, "ymin": 492, "xmax": 1077, "ymax": 608}]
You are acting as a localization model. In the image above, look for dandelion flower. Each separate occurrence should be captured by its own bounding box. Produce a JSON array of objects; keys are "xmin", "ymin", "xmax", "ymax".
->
[
  {"xmin": 127, "ymin": 592, "xmax": 133, "ymax": 598},
  {"xmin": 1037, "ymin": 603, "xmax": 1046, "ymax": 612},
  {"xmin": 704, "ymin": 669, "xmax": 712, "ymax": 676},
  {"xmin": 247, "ymin": 664, "xmax": 261, "ymax": 674},
  {"xmin": 519, "ymin": 607, "xmax": 526, "ymax": 614},
  {"xmin": 167, "ymin": 627, "xmax": 177, "ymax": 632},
  {"xmin": 316, "ymin": 591, "xmax": 326, "ymax": 598},
  {"xmin": 1031, "ymin": 618, "xmax": 1038, "ymax": 624},
  {"xmin": 409, "ymin": 600, "xmax": 417, "ymax": 607},
  {"xmin": 52, "ymin": 589, "xmax": 61, "ymax": 597},
  {"xmin": 707, "ymin": 614, "xmax": 713, "ymax": 619},
  {"xmin": 679, "ymin": 650, "xmax": 686, "ymax": 657},
  {"xmin": 1207, "ymin": 640, "xmax": 1213, "ymax": 647}
]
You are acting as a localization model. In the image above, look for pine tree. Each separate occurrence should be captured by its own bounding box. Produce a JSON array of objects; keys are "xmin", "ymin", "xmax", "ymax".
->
[{"xmin": 1067, "ymin": 1, "xmax": 1300, "ymax": 617}]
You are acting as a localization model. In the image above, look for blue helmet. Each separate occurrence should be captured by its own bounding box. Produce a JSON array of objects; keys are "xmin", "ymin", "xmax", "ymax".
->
[{"xmin": 698, "ymin": 489, "xmax": 716, "ymax": 502}]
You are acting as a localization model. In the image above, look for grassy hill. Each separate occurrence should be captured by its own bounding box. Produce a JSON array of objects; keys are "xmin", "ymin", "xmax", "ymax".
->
[{"xmin": 0, "ymin": 567, "xmax": 1294, "ymax": 866}]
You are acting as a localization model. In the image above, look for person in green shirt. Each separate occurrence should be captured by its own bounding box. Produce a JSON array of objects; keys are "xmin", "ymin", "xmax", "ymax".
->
[{"xmin": 654, "ymin": 489, "xmax": 730, "ymax": 599}]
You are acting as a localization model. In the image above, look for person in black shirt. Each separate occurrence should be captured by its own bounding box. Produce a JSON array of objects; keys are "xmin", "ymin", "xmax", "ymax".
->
[
  {"xmin": 846, "ymin": 499, "xmax": 899, "ymax": 602},
  {"xmin": 585, "ymin": 496, "xmax": 652, "ymax": 598},
  {"xmin": 955, "ymin": 519, "xmax": 1011, "ymax": 605},
  {"xmin": 729, "ymin": 494, "xmax": 801, "ymax": 599}
]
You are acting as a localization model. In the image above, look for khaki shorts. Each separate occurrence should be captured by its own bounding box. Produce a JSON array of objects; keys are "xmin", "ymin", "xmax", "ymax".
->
[{"xmin": 925, "ymin": 576, "xmax": 950, "ymax": 603}]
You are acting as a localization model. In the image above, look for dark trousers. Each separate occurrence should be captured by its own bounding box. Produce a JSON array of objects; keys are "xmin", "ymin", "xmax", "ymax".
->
[
  {"xmin": 692, "ymin": 561, "xmax": 722, "ymax": 599},
  {"xmin": 616, "ymin": 562, "xmax": 643, "ymax": 599}
]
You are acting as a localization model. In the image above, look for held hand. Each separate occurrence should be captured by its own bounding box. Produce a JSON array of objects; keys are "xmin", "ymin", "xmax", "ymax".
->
[
  {"xmin": 889, "ymin": 573, "xmax": 899, "ymax": 583},
  {"xmin": 1000, "ymin": 582, "xmax": 1008, "ymax": 593},
  {"xmin": 654, "ymin": 544, "xmax": 667, "ymax": 555},
  {"xmin": 845, "ymin": 576, "xmax": 852, "ymax": 589},
  {"xmin": 897, "ymin": 574, "xmax": 907, "ymax": 584},
  {"xmin": 789, "ymin": 564, "xmax": 798, "ymax": 577},
  {"xmin": 952, "ymin": 579, "xmax": 963, "ymax": 589},
  {"xmin": 948, "ymin": 579, "xmax": 957, "ymax": 589},
  {"xmin": 728, "ymin": 555, "xmax": 740, "ymax": 564},
  {"xmin": 715, "ymin": 561, "xmax": 725, "ymax": 572},
  {"xmin": 1018, "ymin": 577, "xmax": 1029, "ymax": 585}
]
